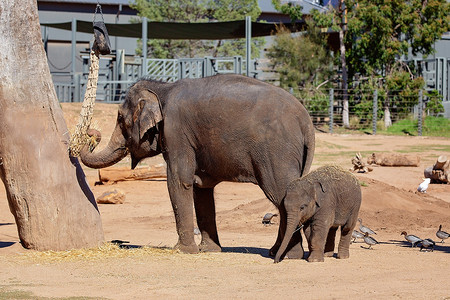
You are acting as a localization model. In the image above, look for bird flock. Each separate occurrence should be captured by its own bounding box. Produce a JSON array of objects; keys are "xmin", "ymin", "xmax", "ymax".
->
[
  {"xmin": 350, "ymin": 218, "xmax": 449, "ymax": 252},
  {"xmin": 262, "ymin": 213, "xmax": 448, "ymax": 252},
  {"xmin": 399, "ymin": 225, "xmax": 449, "ymax": 251},
  {"xmin": 353, "ymin": 218, "xmax": 378, "ymax": 249}
]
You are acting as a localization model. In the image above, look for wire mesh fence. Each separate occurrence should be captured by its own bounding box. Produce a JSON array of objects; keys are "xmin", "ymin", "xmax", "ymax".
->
[{"xmin": 295, "ymin": 87, "xmax": 448, "ymax": 136}]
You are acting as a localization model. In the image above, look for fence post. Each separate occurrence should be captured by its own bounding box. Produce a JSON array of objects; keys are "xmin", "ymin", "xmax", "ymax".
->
[
  {"xmin": 141, "ymin": 17, "xmax": 148, "ymax": 77},
  {"xmin": 372, "ymin": 90, "xmax": 378, "ymax": 135},
  {"xmin": 418, "ymin": 89, "xmax": 423, "ymax": 136},
  {"xmin": 329, "ymin": 88, "xmax": 334, "ymax": 133},
  {"xmin": 245, "ymin": 16, "xmax": 252, "ymax": 77},
  {"xmin": 73, "ymin": 73, "xmax": 81, "ymax": 102},
  {"xmin": 71, "ymin": 18, "xmax": 77, "ymax": 79}
]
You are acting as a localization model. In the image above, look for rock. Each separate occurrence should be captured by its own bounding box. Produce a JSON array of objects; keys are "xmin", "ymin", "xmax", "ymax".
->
[
  {"xmin": 96, "ymin": 189, "xmax": 125, "ymax": 204},
  {"xmin": 367, "ymin": 152, "xmax": 420, "ymax": 167}
]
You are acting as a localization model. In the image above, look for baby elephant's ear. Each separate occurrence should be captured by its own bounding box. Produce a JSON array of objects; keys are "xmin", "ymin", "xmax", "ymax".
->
[
  {"xmin": 134, "ymin": 89, "xmax": 163, "ymax": 140},
  {"xmin": 314, "ymin": 181, "xmax": 326, "ymax": 207}
]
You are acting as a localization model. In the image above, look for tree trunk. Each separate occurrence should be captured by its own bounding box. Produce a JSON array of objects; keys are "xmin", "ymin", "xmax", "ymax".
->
[
  {"xmin": 0, "ymin": 0, "xmax": 104, "ymax": 250},
  {"xmin": 384, "ymin": 102, "xmax": 392, "ymax": 128},
  {"xmin": 339, "ymin": 0, "xmax": 349, "ymax": 128}
]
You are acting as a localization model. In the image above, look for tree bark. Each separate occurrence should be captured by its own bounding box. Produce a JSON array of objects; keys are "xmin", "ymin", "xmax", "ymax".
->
[{"xmin": 0, "ymin": 0, "xmax": 104, "ymax": 250}]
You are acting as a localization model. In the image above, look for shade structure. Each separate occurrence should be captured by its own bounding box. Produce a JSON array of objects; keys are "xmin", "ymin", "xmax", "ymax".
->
[{"xmin": 41, "ymin": 19, "xmax": 305, "ymax": 40}]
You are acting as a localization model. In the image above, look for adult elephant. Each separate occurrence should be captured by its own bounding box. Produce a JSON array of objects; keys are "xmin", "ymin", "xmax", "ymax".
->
[{"xmin": 80, "ymin": 74, "xmax": 315, "ymax": 257}]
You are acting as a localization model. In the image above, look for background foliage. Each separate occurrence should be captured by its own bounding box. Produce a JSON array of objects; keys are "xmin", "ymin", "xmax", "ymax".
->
[{"xmin": 268, "ymin": 0, "xmax": 449, "ymax": 127}]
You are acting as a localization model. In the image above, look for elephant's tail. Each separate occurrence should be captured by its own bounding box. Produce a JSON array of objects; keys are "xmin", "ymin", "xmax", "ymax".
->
[{"xmin": 301, "ymin": 131, "xmax": 315, "ymax": 177}]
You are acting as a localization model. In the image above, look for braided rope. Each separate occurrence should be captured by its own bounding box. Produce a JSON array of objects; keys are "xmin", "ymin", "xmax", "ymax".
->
[{"xmin": 69, "ymin": 50, "xmax": 100, "ymax": 157}]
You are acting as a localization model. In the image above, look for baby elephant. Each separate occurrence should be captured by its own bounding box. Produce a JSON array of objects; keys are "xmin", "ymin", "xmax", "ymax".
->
[{"xmin": 274, "ymin": 165, "xmax": 361, "ymax": 263}]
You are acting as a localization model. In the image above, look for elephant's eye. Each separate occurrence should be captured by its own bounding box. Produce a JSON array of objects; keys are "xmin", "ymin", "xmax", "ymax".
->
[{"xmin": 299, "ymin": 204, "xmax": 307, "ymax": 211}]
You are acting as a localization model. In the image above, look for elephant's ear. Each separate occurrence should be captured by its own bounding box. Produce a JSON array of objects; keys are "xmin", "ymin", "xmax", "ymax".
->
[
  {"xmin": 133, "ymin": 89, "xmax": 163, "ymax": 140},
  {"xmin": 314, "ymin": 181, "xmax": 326, "ymax": 208}
]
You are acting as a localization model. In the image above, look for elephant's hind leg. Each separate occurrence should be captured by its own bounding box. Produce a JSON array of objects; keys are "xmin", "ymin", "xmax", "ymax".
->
[
  {"xmin": 337, "ymin": 225, "xmax": 352, "ymax": 259},
  {"xmin": 194, "ymin": 187, "xmax": 221, "ymax": 252},
  {"xmin": 324, "ymin": 227, "xmax": 337, "ymax": 257}
]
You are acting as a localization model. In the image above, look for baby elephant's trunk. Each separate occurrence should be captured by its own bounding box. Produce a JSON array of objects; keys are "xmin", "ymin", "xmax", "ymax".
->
[{"xmin": 274, "ymin": 215, "xmax": 301, "ymax": 263}]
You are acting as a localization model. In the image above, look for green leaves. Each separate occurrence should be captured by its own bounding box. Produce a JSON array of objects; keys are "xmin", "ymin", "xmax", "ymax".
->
[
  {"xmin": 267, "ymin": 21, "xmax": 333, "ymax": 94},
  {"xmin": 130, "ymin": 0, "xmax": 263, "ymax": 58},
  {"xmin": 345, "ymin": 0, "xmax": 450, "ymax": 78},
  {"xmin": 272, "ymin": 0, "xmax": 303, "ymax": 23}
]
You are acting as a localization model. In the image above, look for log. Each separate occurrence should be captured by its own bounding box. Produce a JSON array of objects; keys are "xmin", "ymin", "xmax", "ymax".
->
[
  {"xmin": 367, "ymin": 153, "xmax": 420, "ymax": 167},
  {"xmin": 96, "ymin": 189, "xmax": 126, "ymax": 204},
  {"xmin": 350, "ymin": 152, "xmax": 373, "ymax": 173},
  {"xmin": 434, "ymin": 155, "xmax": 448, "ymax": 170},
  {"xmin": 424, "ymin": 156, "xmax": 449, "ymax": 184},
  {"xmin": 98, "ymin": 164, "xmax": 167, "ymax": 184}
]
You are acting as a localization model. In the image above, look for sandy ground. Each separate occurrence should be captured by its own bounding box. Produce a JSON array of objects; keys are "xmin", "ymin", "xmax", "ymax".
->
[{"xmin": 0, "ymin": 103, "xmax": 449, "ymax": 299}]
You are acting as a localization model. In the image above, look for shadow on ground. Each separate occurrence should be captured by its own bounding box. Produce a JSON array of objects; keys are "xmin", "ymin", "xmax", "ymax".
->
[{"xmin": 0, "ymin": 242, "xmax": 16, "ymax": 248}]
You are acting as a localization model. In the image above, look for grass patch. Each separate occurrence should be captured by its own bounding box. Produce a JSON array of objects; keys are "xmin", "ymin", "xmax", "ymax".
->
[
  {"xmin": 0, "ymin": 287, "xmax": 101, "ymax": 300},
  {"xmin": 315, "ymin": 140, "xmax": 349, "ymax": 150},
  {"xmin": 380, "ymin": 116, "xmax": 450, "ymax": 137},
  {"xmin": 318, "ymin": 116, "xmax": 450, "ymax": 137},
  {"xmin": 396, "ymin": 144, "xmax": 450, "ymax": 153},
  {"xmin": 314, "ymin": 151, "xmax": 374, "ymax": 162}
]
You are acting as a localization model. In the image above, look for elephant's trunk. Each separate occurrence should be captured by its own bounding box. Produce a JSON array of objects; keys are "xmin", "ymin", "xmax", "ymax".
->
[
  {"xmin": 274, "ymin": 215, "xmax": 301, "ymax": 263},
  {"xmin": 80, "ymin": 124, "xmax": 128, "ymax": 169}
]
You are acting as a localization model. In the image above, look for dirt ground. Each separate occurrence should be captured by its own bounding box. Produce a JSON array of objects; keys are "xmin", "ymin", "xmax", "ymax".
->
[{"xmin": 1, "ymin": 103, "xmax": 449, "ymax": 299}]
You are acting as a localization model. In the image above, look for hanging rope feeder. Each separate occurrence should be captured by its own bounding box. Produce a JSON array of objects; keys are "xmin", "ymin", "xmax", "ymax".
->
[{"xmin": 69, "ymin": 3, "xmax": 111, "ymax": 157}]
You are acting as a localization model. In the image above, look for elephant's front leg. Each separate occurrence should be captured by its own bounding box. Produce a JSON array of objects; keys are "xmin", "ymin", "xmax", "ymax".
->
[
  {"xmin": 167, "ymin": 166, "xmax": 199, "ymax": 254},
  {"xmin": 307, "ymin": 221, "xmax": 330, "ymax": 262},
  {"xmin": 194, "ymin": 187, "xmax": 221, "ymax": 252}
]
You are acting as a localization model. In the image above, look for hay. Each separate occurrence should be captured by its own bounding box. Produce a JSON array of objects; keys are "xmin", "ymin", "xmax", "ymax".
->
[
  {"xmin": 289, "ymin": 164, "xmax": 359, "ymax": 188},
  {"xmin": 18, "ymin": 243, "xmax": 178, "ymax": 263},
  {"xmin": 68, "ymin": 50, "xmax": 100, "ymax": 157}
]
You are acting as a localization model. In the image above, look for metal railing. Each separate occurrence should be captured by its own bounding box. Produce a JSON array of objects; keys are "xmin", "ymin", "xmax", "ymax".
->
[
  {"xmin": 295, "ymin": 87, "xmax": 447, "ymax": 136},
  {"xmin": 53, "ymin": 55, "xmax": 254, "ymax": 102}
]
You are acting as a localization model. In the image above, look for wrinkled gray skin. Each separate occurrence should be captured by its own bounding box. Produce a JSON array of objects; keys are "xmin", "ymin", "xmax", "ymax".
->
[
  {"xmin": 274, "ymin": 165, "xmax": 361, "ymax": 263},
  {"xmin": 80, "ymin": 74, "xmax": 315, "ymax": 256}
]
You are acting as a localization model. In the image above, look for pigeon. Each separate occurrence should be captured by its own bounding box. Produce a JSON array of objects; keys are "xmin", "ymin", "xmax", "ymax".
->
[
  {"xmin": 363, "ymin": 232, "xmax": 378, "ymax": 249},
  {"xmin": 262, "ymin": 213, "xmax": 278, "ymax": 225},
  {"xmin": 401, "ymin": 231, "xmax": 422, "ymax": 247},
  {"xmin": 358, "ymin": 218, "xmax": 377, "ymax": 235},
  {"xmin": 420, "ymin": 238, "xmax": 436, "ymax": 252},
  {"xmin": 417, "ymin": 178, "xmax": 431, "ymax": 193},
  {"xmin": 436, "ymin": 225, "xmax": 450, "ymax": 243},
  {"xmin": 352, "ymin": 230, "xmax": 365, "ymax": 243}
]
